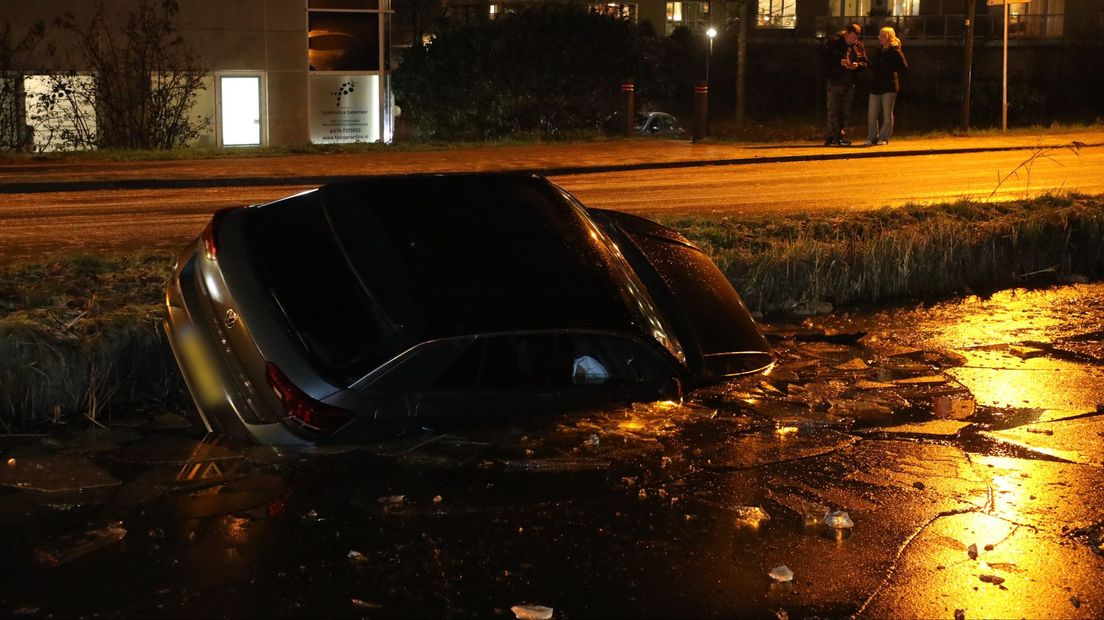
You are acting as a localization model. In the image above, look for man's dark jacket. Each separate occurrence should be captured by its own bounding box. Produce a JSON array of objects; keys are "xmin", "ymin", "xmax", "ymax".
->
[{"xmin": 823, "ymin": 32, "xmax": 867, "ymax": 85}]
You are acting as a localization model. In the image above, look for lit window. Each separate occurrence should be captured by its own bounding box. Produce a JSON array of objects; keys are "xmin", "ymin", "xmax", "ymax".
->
[
  {"xmin": 891, "ymin": 0, "xmax": 919, "ymax": 16},
  {"xmin": 666, "ymin": 1, "xmax": 709, "ymax": 34},
  {"xmin": 1003, "ymin": 0, "xmax": 1063, "ymax": 37},
  {"xmin": 757, "ymin": 0, "xmax": 796, "ymax": 28},
  {"xmin": 667, "ymin": 1, "xmax": 683, "ymax": 21},
  {"xmin": 489, "ymin": 3, "xmax": 498, "ymax": 16}
]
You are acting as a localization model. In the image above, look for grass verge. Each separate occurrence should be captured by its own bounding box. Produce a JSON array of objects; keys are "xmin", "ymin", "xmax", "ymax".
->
[{"xmin": 2, "ymin": 193, "xmax": 1102, "ymax": 431}]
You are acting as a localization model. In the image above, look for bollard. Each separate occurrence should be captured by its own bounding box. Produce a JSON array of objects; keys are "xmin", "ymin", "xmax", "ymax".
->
[
  {"xmin": 621, "ymin": 83, "xmax": 634, "ymax": 137},
  {"xmin": 693, "ymin": 83, "xmax": 709, "ymax": 142}
]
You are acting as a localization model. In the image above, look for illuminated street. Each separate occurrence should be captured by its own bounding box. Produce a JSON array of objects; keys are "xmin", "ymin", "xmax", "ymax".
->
[
  {"xmin": 0, "ymin": 132, "xmax": 1101, "ymax": 261},
  {"xmin": 2, "ymin": 284, "xmax": 1103, "ymax": 618}
]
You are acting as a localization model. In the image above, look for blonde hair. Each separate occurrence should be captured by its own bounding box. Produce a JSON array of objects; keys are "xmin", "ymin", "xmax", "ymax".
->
[{"xmin": 879, "ymin": 26, "xmax": 901, "ymax": 48}]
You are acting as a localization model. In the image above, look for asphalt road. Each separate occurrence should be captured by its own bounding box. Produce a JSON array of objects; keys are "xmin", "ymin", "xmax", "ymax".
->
[{"xmin": 0, "ymin": 133, "xmax": 1100, "ymax": 261}]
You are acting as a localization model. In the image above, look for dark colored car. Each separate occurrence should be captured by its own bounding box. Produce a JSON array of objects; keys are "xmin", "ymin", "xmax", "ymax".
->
[{"xmin": 164, "ymin": 174, "xmax": 772, "ymax": 445}]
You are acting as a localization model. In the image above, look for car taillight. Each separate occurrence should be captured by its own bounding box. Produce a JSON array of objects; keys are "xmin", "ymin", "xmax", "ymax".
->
[
  {"xmin": 202, "ymin": 207, "xmax": 239, "ymax": 261},
  {"xmin": 264, "ymin": 362, "xmax": 353, "ymax": 435}
]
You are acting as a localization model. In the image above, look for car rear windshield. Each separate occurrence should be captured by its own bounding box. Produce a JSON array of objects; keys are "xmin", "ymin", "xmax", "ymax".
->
[{"xmin": 245, "ymin": 176, "xmax": 653, "ymax": 385}]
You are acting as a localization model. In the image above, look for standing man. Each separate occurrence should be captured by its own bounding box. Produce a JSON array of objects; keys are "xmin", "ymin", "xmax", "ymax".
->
[{"xmin": 823, "ymin": 23, "xmax": 867, "ymax": 146}]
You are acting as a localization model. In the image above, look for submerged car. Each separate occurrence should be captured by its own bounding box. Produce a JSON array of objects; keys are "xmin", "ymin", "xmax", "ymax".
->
[{"xmin": 164, "ymin": 174, "xmax": 772, "ymax": 444}]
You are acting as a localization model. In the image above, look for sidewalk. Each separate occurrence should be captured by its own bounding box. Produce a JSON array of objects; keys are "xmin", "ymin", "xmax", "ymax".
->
[{"xmin": 1, "ymin": 130, "xmax": 1100, "ymax": 193}]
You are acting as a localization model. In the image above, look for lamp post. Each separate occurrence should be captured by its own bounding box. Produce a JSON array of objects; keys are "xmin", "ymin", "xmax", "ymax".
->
[{"xmin": 705, "ymin": 26, "xmax": 717, "ymax": 85}]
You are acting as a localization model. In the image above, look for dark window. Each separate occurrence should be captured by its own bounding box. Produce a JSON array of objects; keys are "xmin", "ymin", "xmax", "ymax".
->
[
  {"xmin": 246, "ymin": 192, "xmax": 395, "ymax": 385},
  {"xmin": 309, "ymin": 12, "xmax": 380, "ymax": 71}
]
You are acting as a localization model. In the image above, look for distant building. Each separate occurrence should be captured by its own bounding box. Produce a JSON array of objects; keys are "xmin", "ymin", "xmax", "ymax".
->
[
  {"xmin": 2, "ymin": 1, "xmax": 1099, "ymax": 150},
  {"xmin": 1, "ymin": 0, "xmax": 394, "ymax": 150}
]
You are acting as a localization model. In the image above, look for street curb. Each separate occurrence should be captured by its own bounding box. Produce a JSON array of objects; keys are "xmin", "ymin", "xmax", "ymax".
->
[{"xmin": 0, "ymin": 141, "xmax": 1096, "ymax": 194}]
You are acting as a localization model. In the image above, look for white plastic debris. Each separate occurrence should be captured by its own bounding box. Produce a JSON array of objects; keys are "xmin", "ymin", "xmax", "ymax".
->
[
  {"xmin": 768, "ymin": 565, "xmax": 794, "ymax": 582},
  {"xmin": 511, "ymin": 604, "xmax": 554, "ymax": 620},
  {"xmin": 823, "ymin": 510, "xmax": 854, "ymax": 529},
  {"xmin": 347, "ymin": 550, "xmax": 368, "ymax": 563},
  {"xmin": 572, "ymin": 355, "xmax": 609, "ymax": 384}
]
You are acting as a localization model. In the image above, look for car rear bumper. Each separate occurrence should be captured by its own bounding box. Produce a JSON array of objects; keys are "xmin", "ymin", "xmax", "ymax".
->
[{"xmin": 163, "ymin": 248, "xmax": 307, "ymax": 445}]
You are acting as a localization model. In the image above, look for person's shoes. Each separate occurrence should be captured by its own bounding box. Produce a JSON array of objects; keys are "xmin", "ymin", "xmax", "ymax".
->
[
  {"xmin": 865, "ymin": 139, "xmax": 878, "ymax": 145},
  {"xmin": 838, "ymin": 138, "xmax": 852, "ymax": 146},
  {"xmin": 824, "ymin": 137, "xmax": 840, "ymax": 146},
  {"xmin": 876, "ymin": 140, "xmax": 888, "ymax": 145}
]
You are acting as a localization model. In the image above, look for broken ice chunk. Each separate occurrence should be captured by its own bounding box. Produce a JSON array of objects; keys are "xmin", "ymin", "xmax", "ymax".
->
[
  {"xmin": 732, "ymin": 505, "xmax": 772, "ymax": 527},
  {"xmin": 511, "ymin": 605, "xmax": 554, "ymax": 620},
  {"xmin": 35, "ymin": 521, "xmax": 127, "ymax": 567},
  {"xmin": 768, "ymin": 565, "xmax": 794, "ymax": 582},
  {"xmin": 823, "ymin": 511, "xmax": 854, "ymax": 529}
]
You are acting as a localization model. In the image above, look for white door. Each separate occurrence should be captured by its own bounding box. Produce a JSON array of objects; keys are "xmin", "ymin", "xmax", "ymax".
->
[{"xmin": 219, "ymin": 76, "xmax": 261, "ymax": 146}]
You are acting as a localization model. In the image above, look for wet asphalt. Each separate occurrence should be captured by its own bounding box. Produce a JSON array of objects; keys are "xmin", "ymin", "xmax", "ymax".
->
[{"xmin": 2, "ymin": 284, "xmax": 1102, "ymax": 618}]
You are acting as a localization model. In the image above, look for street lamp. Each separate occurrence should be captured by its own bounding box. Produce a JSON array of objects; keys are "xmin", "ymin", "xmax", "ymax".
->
[{"xmin": 705, "ymin": 26, "xmax": 717, "ymax": 85}]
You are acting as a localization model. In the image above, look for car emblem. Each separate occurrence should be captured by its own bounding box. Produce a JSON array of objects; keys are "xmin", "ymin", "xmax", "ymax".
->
[{"xmin": 224, "ymin": 308, "xmax": 239, "ymax": 330}]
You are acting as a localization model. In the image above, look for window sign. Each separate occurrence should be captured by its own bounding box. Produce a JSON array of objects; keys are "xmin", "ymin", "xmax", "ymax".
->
[{"xmin": 309, "ymin": 74, "xmax": 380, "ymax": 143}]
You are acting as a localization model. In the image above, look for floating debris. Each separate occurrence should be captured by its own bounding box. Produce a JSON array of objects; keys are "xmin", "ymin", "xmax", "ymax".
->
[
  {"xmin": 768, "ymin": 565, "xmax": 794, "ymax": 582},
  {"xmin": 854, "ymin": 380, "xmax": 896, "ymax": 390},
  {"xmin": 35, "ymin": 521, "xmax": 127, "ymax": 567},
  {"xmin": 732, "ymin": 505, "xmax": 772, "ymax": 527},
  {"xmin": 893, "ymin": 375, "xmax": 948, "ymax": 385},
  {"xmin": 978, "ymin": 574, "xmax": 1005, "ymax": 585},
  {"xmin": 1009, "ymin": 345, "xmax": 1045, "ymax": 360},
  {"xmin": 834, "ymin": 358, "xmax": 870, "ymax": 371},
  {"xmin": 933, "ymin": 396, "xmax": 976, "ymax": 420},
  {"xmin": 347, "ymin": 550, "xmax": 368, "ymax": 563},
  {"xmin": 954, "ymin": 609, "xmax": 966, "ymax": 620},
  {"xmin": 511, "ymin": 604, "xmax": 554, "ymax": 620},
  {"xmin": 967, "ymin": 543, "xmax": 978, "ymax": 559},
  {"xmin": 1071, "ymin": 596, "xmax": 1081, "ymax": 609},
  {"xmin": 823, "ymin": 511, "xmax": 854, "ymax": 529},
  {"xmin": 582, "ymin": 434, "xmax": 600, "ymax": 451}
]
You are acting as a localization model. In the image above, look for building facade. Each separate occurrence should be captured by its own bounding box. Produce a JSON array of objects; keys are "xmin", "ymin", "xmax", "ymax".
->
[{"xmin": 1, "ymin": 0, "xmax": 393, "ymax": 150}]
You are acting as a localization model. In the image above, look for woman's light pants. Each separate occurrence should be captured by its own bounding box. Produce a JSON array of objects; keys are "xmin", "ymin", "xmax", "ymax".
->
[{"xmin": 867, "ymin": 92, "xmax": 897, "ymax": 143}]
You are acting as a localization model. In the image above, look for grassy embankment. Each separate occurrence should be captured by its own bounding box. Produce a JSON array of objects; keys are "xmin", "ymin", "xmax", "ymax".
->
[{"xmin": 1, "ymin": 193, "xmax": 1102, "ymax": 431}]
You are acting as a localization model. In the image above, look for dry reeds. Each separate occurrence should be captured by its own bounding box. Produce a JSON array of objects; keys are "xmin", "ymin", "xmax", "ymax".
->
[{"xmin": 665, "ymin": 193, "xmax": 1104, "ymax": 313}]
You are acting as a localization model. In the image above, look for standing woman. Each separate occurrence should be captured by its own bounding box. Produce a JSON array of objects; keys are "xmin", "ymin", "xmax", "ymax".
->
[{"xmin": 867, "ymin": 26, "xmax": 908, "ymax": 145}]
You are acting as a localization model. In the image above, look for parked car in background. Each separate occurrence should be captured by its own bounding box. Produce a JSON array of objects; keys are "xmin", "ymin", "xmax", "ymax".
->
[
  {"xmin": 164, "ymin": 174, "xmax": 772, "ymax": 445},
  {"xmin": 636, "ymin": 112, "xmax": 687, "ymax": 138}
]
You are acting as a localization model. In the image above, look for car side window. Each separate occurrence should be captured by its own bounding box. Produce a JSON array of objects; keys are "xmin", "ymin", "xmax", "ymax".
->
[{"xmin": 432, "ymin": 334, "xmax": 669, "ymax": 391}]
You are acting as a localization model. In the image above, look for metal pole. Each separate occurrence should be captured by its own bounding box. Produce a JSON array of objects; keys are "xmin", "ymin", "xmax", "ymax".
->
[
  {"xmin": 1002, "ymin": 0, "xmax": 1008, "ymax": 131},
  {"xmin": 706, "ymin": 38, "xmax": 712, "ymax": 85},
  {"xmin": 621, "ymin": 83, "xmax": 634, "ymax": 138},
  {"xmin": 960, "ymin": 0, "xmax": 976, "ymax": 131}
]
